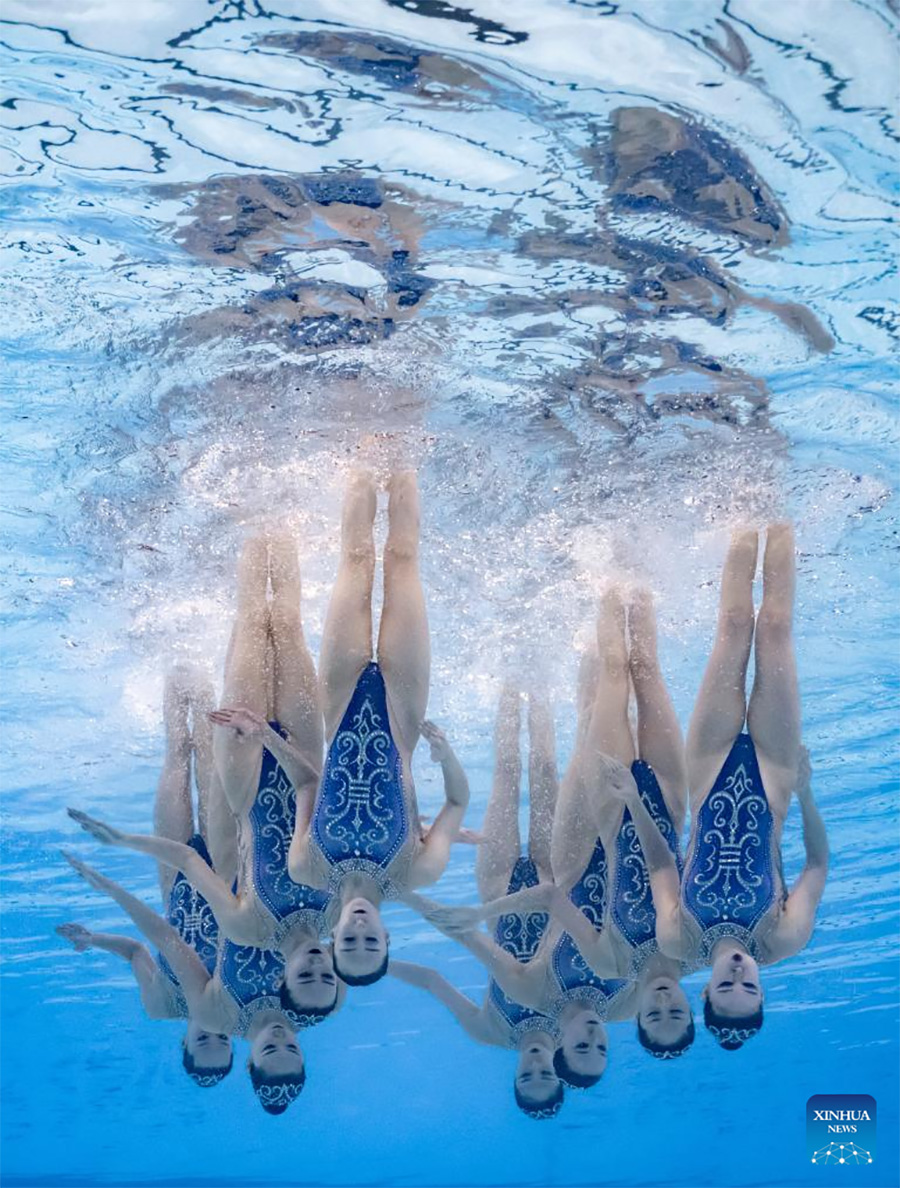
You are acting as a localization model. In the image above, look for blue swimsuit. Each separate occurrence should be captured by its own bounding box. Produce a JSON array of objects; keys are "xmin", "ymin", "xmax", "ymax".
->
[
  {"xmin": 249, "ymin": 723, "xmax": 331, "ymax": 945},
  {"xmin": 157, "ymin": 833, "xmax": 219, "ymax": 1002},
  {"xmin": 488, "ymin": 857, "xmax": 555, "ymax": 1045},
  {"xmin": 312, "ymin": 663, "xmax": 409, "ymax": 895},
  {"xmin": 681, "ymin": 733, "xmax": 777, "ymax": 961},
  {"xmin": 612, "ymin": 760, "xmax": 683, "ymax": 971},
  {"xmin": 550, "ymin": 838, "xmax": 628, "ymax": 1018}
]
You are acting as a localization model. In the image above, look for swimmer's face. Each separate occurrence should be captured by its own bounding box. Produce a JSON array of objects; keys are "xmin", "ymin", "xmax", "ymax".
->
[
  {"xmin": 706, "ymin": 949, "xmax": 763, "ymax": 1017},
  {"xmin": 560, "ymin": 1011, "xmax": 608, "ymax": 1078},
  {"xmin": 515, "ymin": 1042, "xmax": 561, "ymax": 1105},
  {"xmin": 283, "ymin": 941, "xmax": 339, "ymax": 1011},
  {"xmin": 249, "ymin": 1021, "xmax": 303, "ymax": 1078},
  {"xmin": 184, "ymin": 1021, "xmax": 232, "ymax": 1069},
  {"xmin": 637, "ymin": 977, "xmax": 692, "ymax": 1046},
  {"xmin": 333, "ymin": 898, "xmax": 389, "ymax": 979}
]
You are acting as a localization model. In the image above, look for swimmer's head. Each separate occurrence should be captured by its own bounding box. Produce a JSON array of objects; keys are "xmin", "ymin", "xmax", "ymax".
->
[
  {"xmin": 247, "ymin": 1020, "xmax": 305, "ymax": 1114},
  {"xmin": 514, "ymin": 1038, "xmax": 564, "ymax": 1119},
  {"xmin": 182, "ymin": 1022, "xmax": 233, "ymax": 1087},
  {"xmin": 332, "ymin": 898, "xmax": 389, "ymax": 986},
  {"xmin": 555, "ymin": 1008, "xmax": 608, "ymax": 1087},
  {"xmin": 280, "ymin": 939, "xmax": 345, "ymax": 1019},
  {"xmin": 702, "ymin": 948, "xmax": 764, "ymax": 1050},
  {"xmin": 636, "ymin": 975, "xmax": 695, "ymax": 1059}
]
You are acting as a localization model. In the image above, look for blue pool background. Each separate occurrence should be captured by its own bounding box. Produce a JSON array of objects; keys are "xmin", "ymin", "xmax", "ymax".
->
[{"xmin": 1, "ymin": 1, "xmax": 898, "ymax": 1185}]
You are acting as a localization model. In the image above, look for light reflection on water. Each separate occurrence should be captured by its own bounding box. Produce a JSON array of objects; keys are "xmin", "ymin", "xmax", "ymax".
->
[{"xmin": 1, "ymin": 1, "xmax": 897, "ymax": 1185}]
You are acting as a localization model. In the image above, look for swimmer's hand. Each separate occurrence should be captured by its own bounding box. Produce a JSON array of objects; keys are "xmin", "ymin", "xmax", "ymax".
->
[
  {"xmin": 420, "ymin": 720, "xmax": 453, "ymax": 763},
  {"xmin": 61, "ymin": 849, "xmax": 113, "ymax": 892},
  {"xmin": 419, "ymin": 819, "xmax": 484, "ymax": 845},
  {"xmin": 605, "ymin": 761, "xmax": 639, "ymax": 804},
  {"xmin": 208, "ymin": 707, "xmax": 267, "ymax": 739},
  {"xmin": 417, "ymin": 901, "xmax": 483, "ymax": 935},
  {"xmin": 67, "ymin": 808, "xmax": 126, "ymax": 847},
  {"xmin": 56, "ymin": 922, "xmax": 93, "ymax": 951}
]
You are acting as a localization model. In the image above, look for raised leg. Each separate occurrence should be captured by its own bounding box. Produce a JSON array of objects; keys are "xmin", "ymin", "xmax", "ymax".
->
[
  {"xmin": 153, "ymin": 668, "xmax": 194, "ymax": 903},
  {"xmin": 574, "ymin": 645, "xmax": 600, "ymax": 751},
  {"xmin": 526, "ymin": 693, "xmax": 559, "ymax": 881},
  {"xmin": 319, "ymin": 472, "xmax": 377, "ymax": 741},
  {"xmin": 213, "ymin": 537, "xmax": 270, "ymax": 817},
  {"xmin": 476, "ymin": 685, "xmax": 523, "ymax": 903},
  {"xmin": 686, "ymin": 530, "xmax": 758, "ymax": 811},
  {"xmin": 191, "ymin": 677, "xmax": 237, "ymax": 887},
  {"xmin": 269, "ymin": 534, "xmax": 323, "ymax": 768},
  {"xmin": 629, "ymin": 588, "xmax": 687, "ymax": 831},
  {"xmin": 377, "ymin": 471, "xmax": 430, "ymax": 755},
  {"xmin": 747, "ymin": 523, "xmax": 801, "ymax": 819},
  {"xmin": 580, "ymin": 589, "xmax": 635, "ymax": 769}
]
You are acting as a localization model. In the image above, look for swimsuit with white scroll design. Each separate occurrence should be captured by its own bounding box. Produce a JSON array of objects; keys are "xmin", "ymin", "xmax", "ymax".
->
[
  {"xmin": 250, "ymin": 727, "xmax": 329, "ymax": 920},
  {"xmin": 489, "ymin": 857, "xmax": 550, "ymax": 1033},
  {"xmin": 550, "ymin": 839, "xmax": 627, "ymax": 1003},
  {"xmin": 613, "ymin": 762, "xmax": 683, "ymax": 949},
  {"xmin": 314, "ymin": 663, "xmax": 408, "ymax": 868},
  {"xmin": 683, "ymin": 734, "xmax": 776, "ymax": 933},
  {"xmin": 158, "ymin": 835, "xmax": 218, "ymax": 985}
]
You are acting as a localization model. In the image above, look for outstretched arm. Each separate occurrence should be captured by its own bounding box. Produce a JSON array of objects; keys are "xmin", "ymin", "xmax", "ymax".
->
[
  {"xmin": 388, "ymin": 960, "xmax": 493, "ymax": 1043},
  {"xmin": 56, "ymin": 923, "xmax": 180, "ymax": 1020},
  {"xmin": 402, "ymin": 891, "xmax": 543, "ymax": 1009},
  {"xmin": 409, "ymin": 723, "xmax": 471, "ymax": 888},
  {"xmin": 767, "ymin": 749, "xmax": 828, "ymax": 961},
  {"xmin": 61, "ymin": 853, "xmax": 213, "ymax": 1012},
  {"xmin": 66, "ymin": 809, "xmax": 262, "ymax": 944}
]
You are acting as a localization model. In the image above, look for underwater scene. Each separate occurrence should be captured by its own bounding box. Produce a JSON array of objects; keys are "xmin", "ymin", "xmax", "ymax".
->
[{"xmin": 1, "ymin": 1, "xmax": 898, "ymax": 1186}]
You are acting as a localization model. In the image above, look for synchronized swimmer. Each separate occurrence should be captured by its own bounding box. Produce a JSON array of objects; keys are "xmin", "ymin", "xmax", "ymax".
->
[{"xmin": 63, "ymin": 473, "xmax": 828, "ymax": 1118}]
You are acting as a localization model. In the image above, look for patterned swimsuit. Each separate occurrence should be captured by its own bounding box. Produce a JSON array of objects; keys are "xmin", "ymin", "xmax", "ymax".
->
[
  {"xmin": 311, "ymin": 663, "xmax": 410, "ymax": 896},
  {"xmin": 550, "ymin": 838, "xmax": 628, "ymax": 1019},
  {"xmin": 487, "ymin": 857, "xmax": 556, "ymax": 1046},
  {"xmin": 612, "ymin": 760, "xmax": 683, "ymax": 973},
  {"xmin": 157, "ymin": 833, "xmax": 219, "ymax": 1012},
  {"xmin": 681, "ymin": 733, "xmax": 778, "ymax": 963}
]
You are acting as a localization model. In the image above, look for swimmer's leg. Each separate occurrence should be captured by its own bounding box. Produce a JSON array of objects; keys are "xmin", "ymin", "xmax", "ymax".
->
[
  {"xmin": 153, "ymin": 668, "xmax": 194, "ymax": 903},
  {"xmin": 192, "ymin": 676, "xmax": 237, "ymax": 888},
  {"xmin": 213, "ymin": 537, "xmax": 270, "ymax": 817},
  {"xmin": 476, "ymin": 686, "xmax": 523, "ymax": 903},
  {"xmin": 526, "ymin": 693, "xmax": 559, "ymax": 882},
  {"xmin": 581, "ymin": 588, "xmax": 636, "ymax": 770},
  {"xmin": 629, "ymin": 588, "xmax": 687, "ymax": 831},
  {"xmin": 747, "ymin": 523, "xmax": 800, "ymax": 820},
  {"xmin": 377, "ymin": 471, "xmax": 430, "ymax": 755},
  {"xmin": 686, "ymin": 529, "xmax": 757, "ymax": 812},
  {"xmin": 269, "ymin": 534, "xmax": 323, "ymax": 769},
  {"xmin": 319, "ymin": 472, "xmax": 377, "ymax": 741}
]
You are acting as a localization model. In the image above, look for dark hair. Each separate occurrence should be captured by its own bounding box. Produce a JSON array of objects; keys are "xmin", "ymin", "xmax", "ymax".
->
[
  {"xmin": 332, "ymin": 948, "xmax": 389, "ymax": 988},
  {"xmin": 248, "ymin": 1062, "xmax": 307, "ymax": 1115},
  {"xmin": 637, "ymin": 1016, "xmax": 696, "ymax": 1059},
  {"xmin": 182, "ymin": 1044, "xmax": 233, "ymax": 1087},
  {"xmin": 553, "ymin": 1045, "xmax": 604, "ymax": 1089},
  {"xmin": 515, "ymin": 1081, "xmax": 565, "ymax": 1119},
  {"xmin": 278, "ymin": 978, "xmax": 339, "ymax": 1021},
  {"xmin": 703, "ymin": 997, "xmax": 764, "ymax": 1050}
]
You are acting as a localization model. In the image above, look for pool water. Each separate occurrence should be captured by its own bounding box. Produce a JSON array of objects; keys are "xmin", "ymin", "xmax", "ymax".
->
[{"xmin": 1, "ymin": 2, "xmax": 898, "ymax": 1186}]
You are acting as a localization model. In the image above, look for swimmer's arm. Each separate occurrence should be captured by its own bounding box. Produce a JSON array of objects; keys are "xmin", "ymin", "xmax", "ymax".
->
[
  {"xmin": 475, "ymin": 884, "xmax": 557, "ymax": 924},
  {"xmin": 617, "ymin": 784, "xmax": 688, "ymax": 961},
  {"xmin": 56, "ymin": 923, "xmax": 179, "ymax": 1019},
  {"xmin": 767, "ymin": 752, "xmax": 828, "ymax": 961},
  {"xmin": 60, "ymin": 853, "xmax": 213, "ymax": 1010},
  {"xmin": 403, "ymin": 898, "xmax": 544, "ymax": 1011},
  {"xmin": 409, "ymin": 724, "xmax": 471, "ymax": 888},
  {"xmin": 543, "ymin": 894, "xmax": 623, "ymax": 979},
  {"xmin": 209, "ymin": 710, "xmax": 321, "ymax": 805},
  {"xmin": 66, "ymin": 810, "xmax": 264, "ymax": 945},
  {"xmin": 388, "ymin": 961, "xmax": 493, "ymax": 1044}
]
